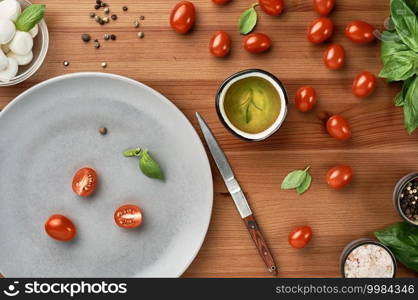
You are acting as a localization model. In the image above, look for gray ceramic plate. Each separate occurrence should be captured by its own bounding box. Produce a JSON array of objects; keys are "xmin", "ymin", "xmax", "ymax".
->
[{"xmin": 0, "ymin": 73, "xmax": 213, "ymax": 277}]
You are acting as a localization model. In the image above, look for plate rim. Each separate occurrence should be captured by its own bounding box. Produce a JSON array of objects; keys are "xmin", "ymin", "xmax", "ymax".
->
[{"xmin": 0, "ymin": 72, "xmax": 213, "ymax": 278}]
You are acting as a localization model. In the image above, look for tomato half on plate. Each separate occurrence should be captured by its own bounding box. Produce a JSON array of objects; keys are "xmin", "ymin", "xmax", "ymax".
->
[
  {"xmin": 72, "ymin": 167, "xmax": 97, "ymax": 197},
  {"xmin": 45, "ymin": 214, "xmax": 77, "ymax": 241},
  {"xmin": 114, "ymin": 204, "xmax": 143, "ymax": 229}
]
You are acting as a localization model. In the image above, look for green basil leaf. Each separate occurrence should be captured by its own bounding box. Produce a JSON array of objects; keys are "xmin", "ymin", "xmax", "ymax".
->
[
  {"xmin": 139, "ymin": 150, "xmax": 163, "ymax": 179},
  {"xmin": 380, "ymin": 31, "xmax": 411, "ymax": 65},
  {"xmin": 379, "ymin": 50, "xmax": 418, "ymax": 81},
  {"xmin": 15, "ymin": 4, "xmax": 46, "ymax": 32},
  {"xmin": 239, "ymin": 6, "xmax": 257, "ymax": 35},
  {"xmin": 281, "ymin": 168, "xmax": 308, "ymax": 190},
  {"xmin": 123, "ymin": 148, "xmax": 141, "ymax": 157},
  {"xmin": 405, "ymin": 0, "xmax": 418, "ymax": 13},
  {"xmin": 391, "ymin": 0, "xmax": 418, "ymax": 52},
  {"xmin": 296, "ymin": 173, "xmax": 312, "ymax": 195},
  {"xmin": 403, "ymin": 76, "xmax": 418, "ymax": 133},
  {"xmin": 395, "ymin": 77, "xmax": 414, "ymax": 106},
  {"xmin": 375, "ymin": 222, "xmax": 418, "ymax": 272}
]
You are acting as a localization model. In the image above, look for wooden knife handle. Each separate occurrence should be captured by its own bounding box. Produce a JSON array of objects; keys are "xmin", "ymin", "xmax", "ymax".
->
[{"xmin": 243, "ymin": 214, "xmax": 278, "ymax": 276}]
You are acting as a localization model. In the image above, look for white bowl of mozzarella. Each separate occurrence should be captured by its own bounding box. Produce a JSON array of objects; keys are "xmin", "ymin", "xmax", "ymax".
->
[{"xmin": 0, "ymin": 0, "xmax": 48, "ymax": 86}]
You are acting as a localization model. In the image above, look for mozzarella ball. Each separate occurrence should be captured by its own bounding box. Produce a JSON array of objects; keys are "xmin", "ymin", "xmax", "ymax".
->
[
  {"xmin": 29, "ymin": 24, "xmax": 39, "ymax": 38},
  {"xmin": 0, "ymin": 50, "xmax": 9, "ymax": 71},
  {"xmin": 7, "ymin": 51, "xmax": 33, "ymax": 66},
  {"xmin": 0, "ymin": 18, "xmax": 16, "ymax": 44},
  {"xmin": 0, "ymin": 0, "xmax": 21, "ymax": 21},
  {"xmin": 0, "ymin": 57, "xmax": 18, "ymax": 82},
  {"xmin": 9, "ymin": 31, "xmax": 33, "ymax": 55}
]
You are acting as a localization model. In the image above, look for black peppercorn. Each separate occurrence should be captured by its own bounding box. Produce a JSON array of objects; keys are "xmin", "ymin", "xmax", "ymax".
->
[
  {"xmin": 111, "ymin": 14, "xmax": 117, "ymax": 20},
  {"xmin": 96, "ymin": 0, "xmax": 102, "ymax": 4},
  {"xmin": 110, "ymin": 34, "xmax": 116, "ymax": 40},
  {"xmin": 94, "ymin": 4, "xmax": 100, "ymax": 9},
  {"xmin": 122, "ymin": 6, "xmax": 128, "ymax": 11},
  {"xmin": 81, "ymin": 33, "xmax": 91, "ymax": 42}
]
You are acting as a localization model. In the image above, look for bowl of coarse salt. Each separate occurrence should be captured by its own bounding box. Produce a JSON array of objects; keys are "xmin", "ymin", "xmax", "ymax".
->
[
  {"xmin": 340, "ymin": 238, "xmax": 397, "ymax": 278},
  {"xmin": 0, "ymin": 0, "xmax": 48, "ymax": 86}
]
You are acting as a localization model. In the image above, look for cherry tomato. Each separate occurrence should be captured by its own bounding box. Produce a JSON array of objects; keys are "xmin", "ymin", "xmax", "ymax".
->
[
  {"xmin": 72, "ymin": 167, "xmax": 97, "ymax": 197},
  {"xmin": 288, "ymin": 226, "xmax": 313, "ymax": 249},
  {"xmin": 352, "ymin": 71, "xmax": 377, "ymax": 98},
  {"xmin": 212, "ymin": 0, "xmax": 230, "ymax": 4},
  {"xmin": 209, "ymin": 31, "xmax": 231, "ymax": 57},
  {"xmin": 295, "ymin": 86, "xmax": 317, "ymax": 112},
  {"xmin": 323, "ymin": 43, "xmax": 345, "ymax": 70},
  {"xmin": 312, "ymin": 0, "xmax": 335, "ymax": 16},
  {"xmin": 259, "ymin": 0, "xmax": 284, "ymax": 16},
  {"xmin": 307, "ymin": 17, "xmax": 334, "ymax": 44},
  {"xmin": 170, "ymin": 1, "xmax": 196, "ymax": 34},
  {"xmin": 326, "ymin": 115, "xmax": 351, "ymax": 140},
  {"xmin": 344, "ymin": 21, "xmax": 375, "ymax": 44},
  {"xmin": 243, "ymin": 33, "xmax": 272, "ymax": 54},
  {"xmin": 114, "ymin": 204, "xmax": 143, "ymax": 229},
  {"xmin": 326, "ymin": 165, "xmax": 353, "ymax": 189},
  {"xmin": 45, "ymin": 214, "xmax": 77, "ymax": 241}
]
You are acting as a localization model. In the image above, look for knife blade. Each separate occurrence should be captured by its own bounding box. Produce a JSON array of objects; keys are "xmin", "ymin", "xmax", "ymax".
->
[{"xmin": 195, "ymin": 112, "xmax": 278, "ymax": 275}]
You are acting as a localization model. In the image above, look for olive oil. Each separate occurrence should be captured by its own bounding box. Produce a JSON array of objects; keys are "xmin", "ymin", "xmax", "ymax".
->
[{"xmin": 223, "ymin": 77, "xmax": 280, "ymax": 134}]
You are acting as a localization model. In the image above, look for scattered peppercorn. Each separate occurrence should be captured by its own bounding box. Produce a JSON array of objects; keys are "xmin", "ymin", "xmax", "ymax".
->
[
  {"xmin": 111, "ymin": 14, "xmax": 117, "ymax": 20},
  {"xmin": 104, "ymin": 7, "xmax": 109, "ymax": 14},
  {"xmin": 94, "ymin": 4, "xmax": 100, "ymax": 9},
  {"xmin": 103, "ymin": 17, "xmax": 109, "ymax": 23},
  {"xmin": 104, "ymin": 33, "xmax": 110, "ymax": 40},
  {"xmin": 133, "ymin": 20, "xmax": 139, "ymax": 28},
  {"xmin": 96, "ymin": 0, "xmax": 102, "ymax": 4},
  {"xmin": 140, "ymin": 15, "xmax": 145, "ymax": 20},
  {"xmin": 110, "ymin": 34, "xmax": 116, "ymax": 40},
  {"xmin": 99, "ymin": 127, "xmax": 107, "ymax": 135},
  {"xmin": 100, "ymin": 2, "xmax": 106, "ymax": 7},
  {"xmin": 400, "ymin": 180, "xmax": 418, "ymax": 223},
  {"xmin": 94, "ymin": 15, "xmax": 100, "ymax": 22},
  {"xmin": 101, "ymin": 62, "xmax": 107, "ymax": 68},
  {"xmin": 81, "ymin": 33, "xmax": 91, "ymax": 42},
  {"xmin": 99, "ymin": 19, "xmax": 105, "ymax": 25},
  {"xmin": 94, "ymin": 41, "xmax": 100, "ymax": 48},
  {"xmin": 63, "ymin": 61, "xmax": 70, "ymax": 67},
  {"xmin": 89, "ymin": 12, "xmax": 95, "ymax": 18},
  {"xmin": 122, "ymin": 6, "xmax": 128, "ymax": 11},
  {"xmin": 137, "ymin": 31, "xmax": 144, "ymax": 39}
]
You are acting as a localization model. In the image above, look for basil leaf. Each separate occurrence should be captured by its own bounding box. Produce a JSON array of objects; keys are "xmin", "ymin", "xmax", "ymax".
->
[
  {"xmin": 123, "ymin": 148, "xmax": 141, "ymax": 157},
  {"xmin": 380, "ymin": 31, "xmax": 411, "ymax": 65},
  {"xmin": 375, "ymin": 222, "xmax": 418, "ymax": 272},
  {"xmin": 281, "ymin": 167, "xmax": 309, "ymax": 190},
  {"xmin": 296, "ymin": 173, "xmax": 312, "ymax": 195},
  {"xmin": 395, "ymin": 77, "xmax": 414, "ymax": 106},
  {"xmin": 405, "ymin": 0, "xmax": 418, "ymax": 13},
  {"xmin": 15, "ymin": 4, "xmax": 45, "ymax": 32},
  {"xmin": 403, "ymin": 76, "xmax": 418, "ymax": 133},
  {"xmin": 391, "ymin": 0, "xmax": 418, "ymax": 52},
  {"xmin": 379, "ymin": 50, "xmax": 418, "ymax": 81},
  {"xmin": 139, "ymin": 150, "xmax": 163, "ymax": 179},
  {"xmin": 239, "ymin": 6, "xmax": 257, "ymax": 35}
]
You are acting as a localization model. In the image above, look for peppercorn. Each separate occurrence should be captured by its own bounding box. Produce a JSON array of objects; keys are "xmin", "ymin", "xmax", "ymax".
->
[
  {"xmin": 400, "ymin": 179, "xmax": 418, "ymax": 223},
  {"xmin": 104, "ymin": 33, "xmax": 110, "ymax": 40},
  {"xmin": 94, "ymin": 41, "xmax": 100, "ymax": 48},
  {"xmin": 137, "ymin": 31, "xmax": 144, "ymax": 39},
  {"xmin": 63, "ymin": 61, "xmax": 70, "ymax": 67},
  {"xmin": 99, "ymin": 19, "xmax": 105, "ymax": 25},
  {"xmin": 110, "ymin": 34, "xmax": 116, "ymax": 40},
  {"xmin": 99, "ymin": 127, "xmax": 107, "ymax": 135},
  {"xmin": 96, "ymin": 0, "xmax": 102, "ymax": 4},
  {"xmin": 111, "ymin": 14, "xmax": 117, "ymax": 20},
  {"xmin": 81, "ymin": 34, "xmax": 91, "ymax": 42},
  {"xmin": 89, "ymin": 12, "xmax": 95, "ymax": 18},
  {"xmin": 133, "ymin": 20, "xmax": 139, "ymax": 28},
  {"xmin": 101, "ymin": 62, "xmax": 107, "ymax": 68},
  {"xmin": 140, "ymin": 15, "xmax": 145, "ymax": 20},
  {"xmin": 101, "ymin": 2, "xmax": 106, "ymax": 7},
  {"xmin": 122, "ymin": 6, "xmax": 128, "ymax": 11},
  {"xmin": 103, "ymin": 17, "xmax": 109, "ymax": 23},
  {"xmin": 104, "ymin": 7, "xmax": 109, "ymax": 14},
  {"xmin": 94, "ymin": 4, "xmax": 100, "ymax": 9}
]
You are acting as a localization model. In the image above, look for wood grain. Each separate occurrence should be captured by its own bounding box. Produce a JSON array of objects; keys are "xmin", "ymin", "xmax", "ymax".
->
[{"xmin": 1, "ymin": 0, "xmax": 417, "ymax": 277}]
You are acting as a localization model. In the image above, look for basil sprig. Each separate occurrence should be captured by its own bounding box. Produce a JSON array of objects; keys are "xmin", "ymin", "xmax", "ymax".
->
[
  {"xmin": 375, "ymin": 222, "xmax": 418, "ymax": 272},
  {"xmin": 239, "ymin": 4, "xmax": 258, "ymax": 35},
  {"xmin": 281, "ymin": 166, "xmax": 312, "ymax": 195},
  {"xmin": 123, "ymin": 148, "xmax": 163, "ymax": 179},
  {"xmin": 379, "ymin": 0, "xmax": 418, "ymax": 133},
  {"xmin": 15, "ymin": 4, "xmax": 46, "ymax": 32}
]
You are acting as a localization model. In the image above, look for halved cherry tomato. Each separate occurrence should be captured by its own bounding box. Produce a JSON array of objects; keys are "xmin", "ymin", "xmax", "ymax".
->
[
  {"xmin": 170, "ymin": 1, "xmax": 196, "ymax": 34},
  {"xmin": 288, "ymin": 226, "xmax": 313, "ymax": 249},
  {"xmin": 243, "ymin": 33, "xmax": 272, "ymax": 54},
  {"xmin": 114, "ymin": 204, "xmax": 143, "ymax": 229},
  {"xmin": 307, "ymin": 17, "xmax": 334, "ymax": 44},
  {"xmin": 326, "ymin": 165, "xmax": 353, "ymax": 189},
  {"xmin": 259, "ymin": 0, "xmax": 284, "ymax": 16},
  {"xmin": 344, "ymin": 21, "xmax": 375, "ymax": 44},
  {"xmin": 323, "ymin": 43, "xmax": 345, "ymax": 70},
  {"xmin": 212, "ymin": 0, "xmax": 230, "ymax": 4},
  {"xmin": 326, "ymin": 115, "xmax": 351, "ymax": 141},
  {"xmin": 295, "ymin": 86, "xmax": 317, "ymax": 112},
  {"xmin": 209, "ymin": 31, "xmax": 231, "ymax": 57},
  {"xmin": 45, "ymin": 214, "xmax": 77, "ymax": 241},
  {"xmin": 352, "ymin": 71, "xmax": 377, "ymax": 98},
  {"xmin": 72, "ymin": 167, "xmax": 97, "ymax": 197},
  {"xmin": 312, "ymin": 0, "xmax": 335, "ymax": 16}
]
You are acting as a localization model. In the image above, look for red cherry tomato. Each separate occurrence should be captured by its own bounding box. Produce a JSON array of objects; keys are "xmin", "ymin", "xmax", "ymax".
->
[
  {"xmin": 326, "ymin": 115, "xmax": 351, "ymax": 141},
  {"xmin": 295, "ymin": 86, "xmax": 317, "ymax": 112},
  {"xmin": 345, "ymin": 21, "xmax": 375, "ymax": 44},
  {"xmin": 307, "ymin": 17, "xmax": 334, "ymax": 44},
  {"xmin": 209, "ymin": 31, "xmax": 231, "ymax": 57},
  {"xmin": 323, "ymin": 43, "xmax": 345, "ymax": 70},
  {"xmin": 170, "ymin": 1, "xmax": 196, "ymax": 34},
  {"xmin": 45, "ymin": 214, "xmax": 77, "ymax": 241},
  {"xmin": 114, "ymin": 204, "xmax": 143, "ymax": 229},
  {"xmin": 259, "ymin": 0, "xmax": 284, "ymax": 16},
  {"xmin": 72, "ymin": 167, "xmax": 97, "ymax": 197},
  {"xmin": 212, "ymin": 0, "xmax": 230, "ymax": 4},
  {"xmin": 288, "ymin": 226, "xmax": 313, "ymax": 249},
  {"xmin": 352, "ymin": 71, "xmax": 377, "ymax": 98},
  {"xmin": 312, "ymin": 0, "xmax": 335, "ymax": 16},
  {"xmin": 243, "ymin": 33, "xmax": 272, "ymax": 54},
  {"xmin": 326, "ymin": 165, "xmax": 353, "ymax": 189}
]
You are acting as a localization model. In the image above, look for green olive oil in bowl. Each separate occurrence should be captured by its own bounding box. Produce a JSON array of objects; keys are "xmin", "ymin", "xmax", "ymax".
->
[{"xmin": 216, "ymin": 70, "xmax": 288, "ymax": 141}]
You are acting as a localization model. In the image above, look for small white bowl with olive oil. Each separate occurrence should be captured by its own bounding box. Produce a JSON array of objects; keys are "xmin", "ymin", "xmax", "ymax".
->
[{"xmin": 216, "ymin": 69, "xmax": 288, "ymax": 141}]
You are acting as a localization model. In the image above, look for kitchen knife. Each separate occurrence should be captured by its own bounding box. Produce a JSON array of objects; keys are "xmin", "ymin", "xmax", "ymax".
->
[{"xmin": 195, "ymin": 112, "xmax": 278, "ymax": 275}]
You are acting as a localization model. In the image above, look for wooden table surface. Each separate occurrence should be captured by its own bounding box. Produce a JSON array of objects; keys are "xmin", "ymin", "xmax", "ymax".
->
[{"xmin": 1, "ymin": 0, "xmax": 417, "ymax": 278}]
